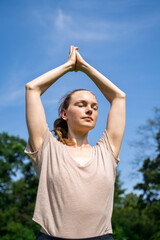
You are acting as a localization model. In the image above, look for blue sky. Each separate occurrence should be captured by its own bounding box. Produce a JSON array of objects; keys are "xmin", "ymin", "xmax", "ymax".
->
[{"xmin": 0, "ymin": 0, "xmax": 160, "ymax": 193}]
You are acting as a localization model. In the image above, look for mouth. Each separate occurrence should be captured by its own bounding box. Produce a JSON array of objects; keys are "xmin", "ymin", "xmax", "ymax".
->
[{"xmin": 82, "ymin": 116, "xmax": 93, "ymax": 121}]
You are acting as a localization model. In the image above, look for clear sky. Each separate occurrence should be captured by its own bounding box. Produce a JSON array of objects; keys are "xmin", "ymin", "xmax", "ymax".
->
[{"xmin": 0, "ymin": 0, "xmax": 160, "ymax": 193}]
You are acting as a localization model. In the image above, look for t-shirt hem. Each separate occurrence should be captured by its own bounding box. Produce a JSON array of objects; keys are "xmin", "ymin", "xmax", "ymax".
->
[
  {"xmin": 32, "ymin": 217, "xmax": 113, "ymax": 238},
  {"xmin": 32, "ymin": 217, "xmax": 51, "ymax": 235}
]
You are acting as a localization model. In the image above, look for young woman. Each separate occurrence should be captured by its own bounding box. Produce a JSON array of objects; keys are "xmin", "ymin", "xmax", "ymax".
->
[{"xmin": 25, "ymin": 46, "xmax": 126, "ymax": 240}]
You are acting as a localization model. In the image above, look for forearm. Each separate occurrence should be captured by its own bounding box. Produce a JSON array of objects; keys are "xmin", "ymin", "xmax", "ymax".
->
[
  {"xmin": 80, "ymin": 62, "xmax": 126, "ymax": 103},
  {"xmin": 25, "ymin": 61, "xmax": 72, "ymax": 95}
]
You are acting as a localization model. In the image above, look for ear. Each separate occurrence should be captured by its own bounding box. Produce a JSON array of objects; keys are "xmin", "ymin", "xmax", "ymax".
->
[{"xmin": 61, "ymin": 109, "xmax": 68, "ymax": 121}]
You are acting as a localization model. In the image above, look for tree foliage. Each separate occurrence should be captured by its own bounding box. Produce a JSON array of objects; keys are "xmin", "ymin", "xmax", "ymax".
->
[
  {"xmin": 134, "ymin": 128, "xmax": 160, "ymax": 204},
  {"xmin": 0, "ymin": 132, "xmax": 39, "ymax": 239},
  {"xmin": 112, "ymin": 108, "xmax": 160, "ymax": 240}
]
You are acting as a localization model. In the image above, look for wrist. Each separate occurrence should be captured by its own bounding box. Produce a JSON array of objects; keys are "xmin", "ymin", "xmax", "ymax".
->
[
  {"xmin": 79, "ymin": 61, "xmax": 90, "ymax": 73},
  {"xmin": 65, "ymin": 60, "xmax": 75, "ymax": 72}
]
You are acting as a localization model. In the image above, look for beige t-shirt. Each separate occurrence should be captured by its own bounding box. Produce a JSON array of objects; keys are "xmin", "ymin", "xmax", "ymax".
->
[{"xmin": 24, "ymin": 126, "xmax": 120, "ymax": 238}]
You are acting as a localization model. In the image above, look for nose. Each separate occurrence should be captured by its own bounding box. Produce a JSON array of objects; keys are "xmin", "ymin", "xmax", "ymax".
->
[{"xmin": 85, "ymin": 106, "xmax": 93, "ymax": 115}]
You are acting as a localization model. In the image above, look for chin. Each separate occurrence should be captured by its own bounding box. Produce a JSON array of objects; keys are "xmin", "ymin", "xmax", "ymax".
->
[
  {"xmin": 79, "ymin": 124, "xmax": 95, "ymax": 132},
  {"xmin": 68, "ymin": 121, "xmax": 96, "ymax": 133}
]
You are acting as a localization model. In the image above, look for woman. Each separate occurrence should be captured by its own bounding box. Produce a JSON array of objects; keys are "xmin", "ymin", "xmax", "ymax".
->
[{"xmin": 25, "ymin": 46, "xmax": 126, "ymax": 240}]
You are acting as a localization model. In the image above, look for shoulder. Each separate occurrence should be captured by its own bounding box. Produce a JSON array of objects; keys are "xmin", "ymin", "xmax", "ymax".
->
[
  {"xmin": 96, "ymin": 129, "xmax": 120, "ymax": 165},
  {"xmin": 24, "ymin": 126, "xmax": 57, "ymax": 162}
]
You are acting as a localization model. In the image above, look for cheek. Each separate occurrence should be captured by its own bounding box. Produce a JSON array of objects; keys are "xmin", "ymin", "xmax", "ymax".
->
[
  {"xmin": 93, "ymin": 113, "xmax": 98, "ymax": 125},
  {"xmin": 94, "ymin": 111, "xmax": 98, "ymax": 120},
  {"xmin": 67, "ymin": 108, "xmax": 83, "ymax": 120}
]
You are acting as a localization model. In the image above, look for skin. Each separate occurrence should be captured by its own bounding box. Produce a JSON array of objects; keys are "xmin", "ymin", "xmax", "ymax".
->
[
  {"xmin": 25, "ymin": 45, "xmax": 126, "ymax": 159},
  {"xmin": 61, "ymin": 90, "xmax": 98, "ymax": 163},
  {"xmin": 61, "ymin": 90, "xmax": 98, "ymax": 144}
]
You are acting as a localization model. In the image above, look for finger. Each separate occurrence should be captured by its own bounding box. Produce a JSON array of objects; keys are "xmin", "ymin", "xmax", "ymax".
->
[
  {"xmin": 72, "ymin": 46, "xmax": 78, "ymax": 51},
  {"xmin": 69, "ymin": 45, "xmax": 74, "ymax": 54},
  {"xmin": 69, "ymin": 46, "xmax": 71, "ymax": 55},
  {"xmin": 76, "ymin": 51, "xmax": 81, "ymax": 57},
  {"xmin": 71, "ymin": 47, "xmax": 77, "ymax": 57}
]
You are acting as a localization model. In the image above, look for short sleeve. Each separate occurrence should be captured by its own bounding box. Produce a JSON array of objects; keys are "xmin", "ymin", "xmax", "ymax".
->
[
  {"xmin": 24, "ymin": 126, "xmax": 51, "ymax": 163},
  {"xmin": 96, "ymin": 129, "xmax": 120, "ymax": 166}
]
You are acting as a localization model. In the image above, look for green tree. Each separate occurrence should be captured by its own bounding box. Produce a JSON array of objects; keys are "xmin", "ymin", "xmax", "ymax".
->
[
  {"xmin": 132, "ymin": 108, "xmax": 160, "ymax": 239},
  {"xmin": 134, "ymin": 129, "xmax": 160, "ymax": 205},
  {"xmin": 112, "ymin": 108, "xmax": 160, "ymax": 240},
  {"xmin": 0, "ymin": 132, "xmax": 39, "ymax": 240},
  {"xmin": 112, "ymin": 171, "xmax": 128, "ymax": 240}
]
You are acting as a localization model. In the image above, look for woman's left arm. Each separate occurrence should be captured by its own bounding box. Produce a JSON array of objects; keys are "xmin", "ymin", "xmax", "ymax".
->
[{"xmin": 76, "ymin": 51, "xmax": 126, "ymax": 159}]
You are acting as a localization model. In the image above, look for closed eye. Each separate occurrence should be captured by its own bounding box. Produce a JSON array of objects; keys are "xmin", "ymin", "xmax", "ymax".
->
[
  {"xmin": 92, "ymin": 104, "xmax": 98, "ymax": 110},
  {"xmin": 93, "ymin": 106, "xmax": 98, "ymax": 110},
  {"xmin": 76, "ymin": 101, "xmax": 87, "ymax": 107},
  {"xmin": 75, "ymin": 100, "xmax": 98, "ymax": 110},
  {"xmin": 77, "ymin": 104, "xmax": 85, "ymax": 107}
]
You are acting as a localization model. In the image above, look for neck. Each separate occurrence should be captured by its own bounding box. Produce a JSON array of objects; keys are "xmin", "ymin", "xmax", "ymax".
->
[{"xmin": 68, "ymin": 129, "xmax": 89, "ymax": 148}]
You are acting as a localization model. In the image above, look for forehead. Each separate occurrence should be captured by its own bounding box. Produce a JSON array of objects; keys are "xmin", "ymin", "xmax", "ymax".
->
[{"xmin": 70, "ymin": 91, "xmax": 97, "ymax": 103}]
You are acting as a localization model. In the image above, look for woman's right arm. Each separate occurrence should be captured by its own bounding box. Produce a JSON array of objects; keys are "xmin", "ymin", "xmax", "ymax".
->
[{"xmin": 25, "ymin": 46, "xmax": 78, "ymax": 151}]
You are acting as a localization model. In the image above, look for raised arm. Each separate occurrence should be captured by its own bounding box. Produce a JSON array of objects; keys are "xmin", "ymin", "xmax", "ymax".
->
[
  {"xmin": 75, "ymin": 50, "xmax": 126, "ymax": 159},
  {"xmin": 25, "ymin": 46, "xmax": 78, "ymax": 151}
]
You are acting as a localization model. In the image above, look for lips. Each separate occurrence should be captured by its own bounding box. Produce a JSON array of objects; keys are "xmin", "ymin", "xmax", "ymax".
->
[{"xmin": 82, "ymin": 116, "xmax": 93, "ymax": 121}]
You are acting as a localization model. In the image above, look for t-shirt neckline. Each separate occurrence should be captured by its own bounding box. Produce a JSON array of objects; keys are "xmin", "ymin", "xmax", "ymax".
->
[{"xmin": 63, "ymin": 144, "xmax": 96, "ymax": 168}]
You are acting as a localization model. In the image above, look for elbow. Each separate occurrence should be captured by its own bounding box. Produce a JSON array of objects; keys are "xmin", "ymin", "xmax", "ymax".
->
[
  {"xmin": 25, "ymin": 82, "xmax": 39, "ymax": 92},
  {"xmin": 116, "ymin": 91, "xmax": 126, "ymax": 99},
  {"xmin": 121, "ymin": 92, "xmax": 126, "ymax": 99},
  {"xmin": 25, "ymin": 82, "xmax": 34, "ymax": 90}
]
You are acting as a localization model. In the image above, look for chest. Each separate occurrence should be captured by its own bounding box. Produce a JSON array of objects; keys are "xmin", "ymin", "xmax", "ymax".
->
[
  {"xmin": 66, "ymin": 146, "xmax": 93, "ymax": 166},
  {"xmin": 46, "ymin": 143, "xmax": 115, "ymax": 191}
]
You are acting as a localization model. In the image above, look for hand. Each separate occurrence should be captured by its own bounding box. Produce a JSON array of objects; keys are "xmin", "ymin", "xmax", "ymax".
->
[
  {"xmin": 75, "ymin": 50, "xmax": 86, "ymax": 72},
  {"xmin": 67, "ymin": 45, "xmax": 79, "ymax": 71}
]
